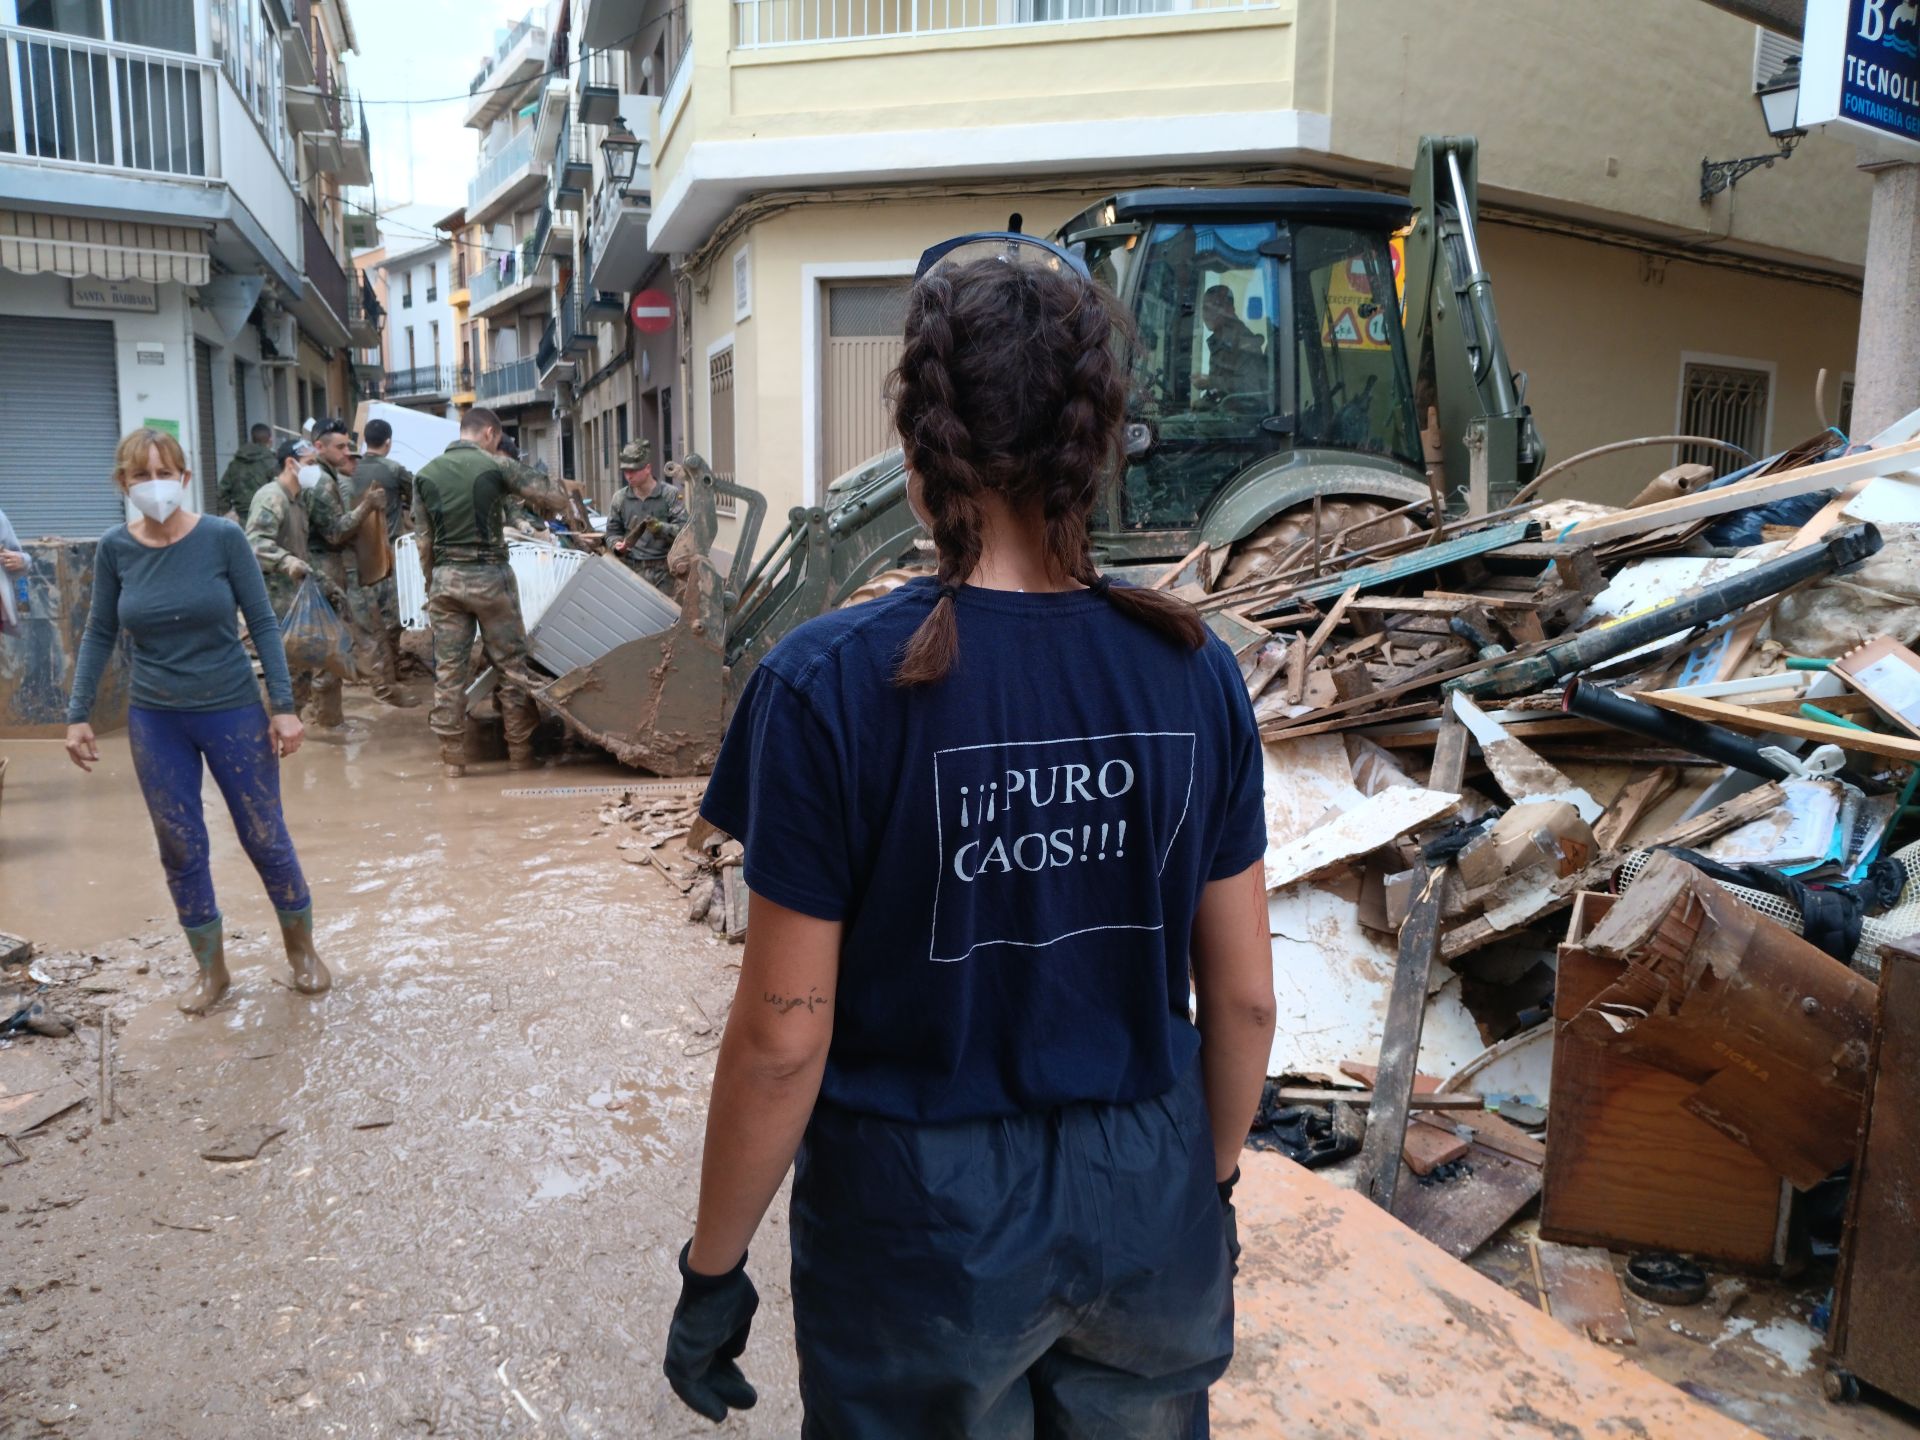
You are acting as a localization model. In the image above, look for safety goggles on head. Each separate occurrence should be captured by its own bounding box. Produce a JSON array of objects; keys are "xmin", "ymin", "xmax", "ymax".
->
[{"xmin": 914, "ymin": 218, "xmax": 1091, "ymax": 284}]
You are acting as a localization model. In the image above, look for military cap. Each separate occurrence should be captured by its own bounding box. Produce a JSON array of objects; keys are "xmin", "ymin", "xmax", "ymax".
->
[{"xmin": 618, "ymin": 439, "xmax": 652, "ymax": 469}]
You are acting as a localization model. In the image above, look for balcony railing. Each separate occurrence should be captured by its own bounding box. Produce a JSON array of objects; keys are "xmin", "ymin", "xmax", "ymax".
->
[
  {"xmin": 477, "ymin": 356, "xmax": 538, "ymax": 402},
  {"xmin": 468, "ymin": 208, "xmax": 552, "ymax": 309},
  {"xmin": 731, "ymin": 0, "xmax": 1266, "ymax": 47},
  {"xmin": 385, "ymin": 365, "xmax": 454, "ymax": 397},
  {"xmin": 472, "ymin": 13, "xmax": 536, "ymax": 94},
  {"xmin": 301, "ymin": 198, "xmax": 349, "ymax": 327},
  {"xmin": 468, "ymin": 125, "xmax": 535, "ymax": 211},
  {"xmin": 348, "ymin": 275, "xmax": 382, "ymax": 333},
  {"xmin": 0, "ymin": 25, "xmax": 216, "ymax": 179}
]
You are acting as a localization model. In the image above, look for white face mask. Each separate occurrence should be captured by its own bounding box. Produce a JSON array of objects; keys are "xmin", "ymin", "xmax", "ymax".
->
[
  {"xmin": 297, "ymin": 464, "xmax": 324, "ymax": 492},
  {"xmin": 128, "ymin": 478, "xmax": 185, "ymax": 524}
]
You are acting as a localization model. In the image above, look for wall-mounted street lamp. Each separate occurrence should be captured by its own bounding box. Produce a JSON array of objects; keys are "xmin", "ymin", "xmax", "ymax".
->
[
  {"xmin": 601, "ymin": 119, "xmax": 640, "ymax": 190},
  {"xmin": 1702, "ymin": 60, "xmax": 1805, "ymax": 201}
]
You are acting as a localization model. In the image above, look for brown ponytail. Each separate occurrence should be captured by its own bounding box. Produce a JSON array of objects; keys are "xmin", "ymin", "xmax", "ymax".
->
[{"xmin": 890, "ymin": 258, "xmax": 1205, "ymax": 686}]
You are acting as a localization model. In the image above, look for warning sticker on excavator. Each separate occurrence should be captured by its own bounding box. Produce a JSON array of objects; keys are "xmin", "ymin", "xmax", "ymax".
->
[{"xmin": 1319, "ymin": 236, "xmax": 1404, "ymax": 352}]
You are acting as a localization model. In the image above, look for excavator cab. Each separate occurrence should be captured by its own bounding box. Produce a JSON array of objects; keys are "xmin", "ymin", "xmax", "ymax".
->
[{"xmin": 1057, "ymin": 188, "xmax": 1432, "ymax": 562}]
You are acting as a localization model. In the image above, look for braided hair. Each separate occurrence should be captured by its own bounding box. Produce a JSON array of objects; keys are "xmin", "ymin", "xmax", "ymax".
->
[{"xmin": 890, "ymin": 256, "xmax": 1205, "ymax": 686}]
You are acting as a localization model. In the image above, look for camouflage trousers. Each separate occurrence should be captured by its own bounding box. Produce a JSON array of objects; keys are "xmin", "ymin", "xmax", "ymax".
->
[
  {"xmin": 426, "ymin": 562, "xmax": 538, "ymax": 755},
  {"xmin": 618, "ymin": 551, "xmax": 674, "ymax": 593},
  {"xmin": 347, "ymin": 574, "xmax": 403, "ymax": 695}
]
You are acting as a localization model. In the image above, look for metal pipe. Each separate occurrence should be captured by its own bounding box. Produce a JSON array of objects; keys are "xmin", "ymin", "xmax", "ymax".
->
[
  {"xmin": 1457, "ymin": 523, "xmax": 1885, "ymax": 698},
  {"xmin": 1512, "ymin": 434, "xmax": 1757, "ymax": 505},
  {"xmin": 1562, "ymin": 681, "xmax": 1888, "ymax": 795}
]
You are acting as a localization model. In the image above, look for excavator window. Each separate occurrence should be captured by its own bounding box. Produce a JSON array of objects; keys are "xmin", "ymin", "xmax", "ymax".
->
[{"xmin": 1118, "ymin": 218, "xmax": 1418, "ymax": 532}]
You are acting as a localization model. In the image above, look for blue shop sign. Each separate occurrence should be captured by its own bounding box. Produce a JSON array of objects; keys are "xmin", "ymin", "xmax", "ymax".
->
[{"xmin": 1804, "ymin": 0, "xmax": 1920, "ymax": 149}]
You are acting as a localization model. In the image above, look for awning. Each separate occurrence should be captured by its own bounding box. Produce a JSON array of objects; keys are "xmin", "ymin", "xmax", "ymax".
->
[{"xmin": 0, "ymin": 210, "xmax": 210, "ymax": 285}]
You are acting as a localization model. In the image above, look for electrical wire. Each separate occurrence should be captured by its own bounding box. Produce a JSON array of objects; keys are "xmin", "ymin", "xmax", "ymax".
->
[{"xmin": 353, "ymin": 15, "xmax": 674, "ymax": 105}]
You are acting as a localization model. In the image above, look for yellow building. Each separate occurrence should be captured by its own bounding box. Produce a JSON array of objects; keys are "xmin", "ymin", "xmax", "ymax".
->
[{"xmin": 562, "ymin": 0, "xmax": 1870, "ymax": 522}]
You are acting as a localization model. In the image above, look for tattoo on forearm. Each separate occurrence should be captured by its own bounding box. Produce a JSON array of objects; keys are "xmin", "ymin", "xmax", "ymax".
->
[{"xmin": 763, "ymin": 987, "xmax": 830, "ymax": 1016}]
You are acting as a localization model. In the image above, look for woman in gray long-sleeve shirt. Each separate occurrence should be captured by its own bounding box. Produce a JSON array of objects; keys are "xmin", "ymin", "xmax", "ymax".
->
[{"xmin": 64, "ymin": 427, "xmax": 333, "ymax": 1015}]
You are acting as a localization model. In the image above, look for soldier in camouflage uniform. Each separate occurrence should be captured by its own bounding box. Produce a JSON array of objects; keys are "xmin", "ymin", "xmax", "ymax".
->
[
  {"xmin": 328, "ymin": 439, "xmax": 414, "ymax": 710},
  {"xmin": 413, "ymin": 407, "xmax": 573, "ymax": 777},
  {"xmin": 245, "ymin": 439, "xmax": 345, "ymax": 718},
  {"xmin": 218, "ymin": 423, "xmax": 279, "ymax": 518},
  {"xmin": 340, "ymin": 418, "xmax": 417, "ymax": 705},
  {"xmin": 605, "ymin": 439, "xmax": 688, "ymax": 591},
  {"xmin": 301, "ymin": 420, "xmax": 383, "ymax": 726}
]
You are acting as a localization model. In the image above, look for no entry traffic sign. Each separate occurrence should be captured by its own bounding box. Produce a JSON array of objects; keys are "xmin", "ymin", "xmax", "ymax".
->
[{"xmin": 630, "ymin": 289, "xmax": 673, "ymax": 333}]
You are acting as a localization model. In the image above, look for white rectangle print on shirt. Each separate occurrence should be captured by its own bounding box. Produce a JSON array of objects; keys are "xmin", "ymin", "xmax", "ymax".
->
[{"xmin": 929, "ymin": 731, "xmax": 1198, "ymax": 963}]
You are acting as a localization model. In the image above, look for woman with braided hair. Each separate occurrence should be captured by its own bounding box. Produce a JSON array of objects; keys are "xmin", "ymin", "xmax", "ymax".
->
[{"xmin": 663, "ymin": 231, "xmax": 1276, "ymax": 1437}]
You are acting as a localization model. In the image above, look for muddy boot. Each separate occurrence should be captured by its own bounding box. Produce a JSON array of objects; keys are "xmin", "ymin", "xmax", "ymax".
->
[
  {"xmin": 507, "ymin": 744, "xmax": 538, "ymax": 771},
  {"xmin": 375, "ymin": 685, "xmax": 421, "ymax": 709},
  {"xmin": 276, "ymin": 904, "xmax": 332, "ymax": 996},
  {"xmin": 178, "ymin": 916, "xmax": 231, "ymax": 1016},
  {"xmin": 440, "ymin": 741, "xmax": 467, "ymax": 779},
  {"xmin": 311, "ymin": 680, "xmax": 345, "ymax": 729}
]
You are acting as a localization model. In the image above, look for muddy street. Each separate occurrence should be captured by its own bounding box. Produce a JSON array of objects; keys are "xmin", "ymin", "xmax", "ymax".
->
[{"xmin": 0, "ymin": 697, "xmax": 802, "ymax": 1437}]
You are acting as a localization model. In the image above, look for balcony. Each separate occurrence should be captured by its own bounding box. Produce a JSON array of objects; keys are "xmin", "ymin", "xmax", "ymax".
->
[
  {"xmin": 731, "ymin": 0, "xmax": 1266, "ymax": 47},
  {"xmin": 466, "ymin": 12, "xmax": 548, "ymax": 130},
  {"xmin": 476, "ymin": 356, "xmax": 539, "ymax": 407},
  {"xmin": 282, "ymin": 0, "xmax": 316, "ymax": 85},
  {"xmin": 467, "ymin": 125, "xmax": 539, "ymax": 220},
  {"xmin": 0, "ymin": 26, "xmax": 215, "ymax": 180},
  {"xmin": 578, "ymin": 48, "xmax": 620, "ymax": 126},
  {"xmin": 347, "ymin": 274, "xmax": 382, "ymax": 348},
  {"xmin": 384, "ymin": 365, "xmax": 456, "ymax": 402},
  {"xmin": 536, "ymin": 316, "xmax": 574, "ymax": 389},
  {"xmin": 468, "ymin": 208, "xmax": 554, "ymax": 319},
  {"xmin": 586, "ymin": 98, "xmax": 657, "ymax": 293},
  {"xmin": 338, "ymin": 93, "xmax": 372, "ymax": 186},
  {"xmin": 531, "ymin": 75, "xmax": 568, "ymax": 170},
  {"xmin": 342, "ymin": 185, "xmax": 380, "ymax": 248},
  {"xmin": 294, "ymin": 197, "xmax": 350, "ymax": 344},
  {"xmin": 559, "ymin": 284, "xmax": 593, "ymax": 355},
  {"xmin": 553, "ymin": 112, "xmax": 590, "ymax": 212}
]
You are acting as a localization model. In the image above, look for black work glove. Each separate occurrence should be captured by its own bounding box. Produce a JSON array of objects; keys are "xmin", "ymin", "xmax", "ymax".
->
[
  {"xmin": 1218, "ymin": 1166, "xmax": 1242, "ymax": 1278},
  {"xmin": 664, "ymin": 1242, "xmax": 759, "ymax": 1423}
]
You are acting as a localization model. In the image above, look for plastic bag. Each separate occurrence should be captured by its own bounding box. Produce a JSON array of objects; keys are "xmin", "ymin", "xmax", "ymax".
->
[{"xmin": 280, "ymin": 575, "xmax": 357, "ymax": 680}]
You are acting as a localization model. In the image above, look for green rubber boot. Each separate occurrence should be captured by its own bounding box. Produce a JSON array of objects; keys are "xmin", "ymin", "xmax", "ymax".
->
[
  {"xmin": 179, "ymin": 916, "xmax": 231, "ymax": 1016},
  {"xmin": 276, "ymin": 904, "xmax": 333, "ymax": 997}
]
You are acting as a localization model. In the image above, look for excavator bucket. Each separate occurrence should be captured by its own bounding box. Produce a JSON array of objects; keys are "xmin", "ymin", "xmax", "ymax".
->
[{"xmin": 531, "ymin": 459, "xmax": 735, "ymax": 777}]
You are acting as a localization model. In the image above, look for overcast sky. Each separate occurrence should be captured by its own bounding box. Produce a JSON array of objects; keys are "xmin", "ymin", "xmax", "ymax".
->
[{"xmin": 351, "ymin": 0, "xmax": 533, "ymax": 229}]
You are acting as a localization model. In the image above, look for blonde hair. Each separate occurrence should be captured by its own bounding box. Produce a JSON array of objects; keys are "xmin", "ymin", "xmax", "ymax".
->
[{"xmin": 112, "ymin": 427, "xmax": 189, "ymax": 490}]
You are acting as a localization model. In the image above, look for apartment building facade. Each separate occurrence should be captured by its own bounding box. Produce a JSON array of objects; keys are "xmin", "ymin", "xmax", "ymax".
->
[
  {"xmin": 366, "ymin": 233, "xmax": 456, "ymax": 414},
  {"xmin": 533, "ymin": 0, "xmax": 1877, "ymax": 534},
  {"xmin": 0, "ymin": 0, "xmax": 380, "ymax": 536}
]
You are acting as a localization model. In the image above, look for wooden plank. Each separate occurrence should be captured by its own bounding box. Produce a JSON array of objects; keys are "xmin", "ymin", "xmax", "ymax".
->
[
  {"xmin": 1269, "ymin": 1086, "xmax": 1485, "ymax": 1111},
  {"xmin": 1414, "ymin": 1109, "xmax": 1547, "ymax": 1168},
  {"xmin": 1259, "ymin": 633, "xmax": 1559, "ymax": 741},
  {"xmin": 1560, "ymin": 437, "xmax": 1920, "ymax": 545},
  {"xmin": 1403, "ymin": 1122, "xmax": 1470, "ymax": 1176},
  {"xmin": 1264, "ymin": 786, "xmax": 1461, "ymax": 892},
  {"xmin": 1298, "ymin": 585, "xmax": 1358, "ymax": 671},
  {"xmin": 1535, "ymin": 1241, "xmax": 1636, "ymax": 1346},
  {"xmin": 1637, "ymin": 687, "xmax": 1920, "ymax": 762},
  {"xmin": 1357, "ymin": 713, "xmax": 1468, "ymax": 1212},
  {"xmin": 0, "ymin": 1079, "xmax": 88, "ymax": 1137},
  {"xmin": 1592, "ymin": 766, "xmax": 1679, "ymax": 851},
  {"xmin": 1713, "ymin": 479, "xmax": 1874, "ymax": 680}
]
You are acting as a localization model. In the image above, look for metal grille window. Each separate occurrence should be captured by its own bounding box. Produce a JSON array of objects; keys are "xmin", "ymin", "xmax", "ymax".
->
[
  {"xmin": 709, "ymin": 346, "xmax": 737, "ymax": 517},
  {"xmin": 824, "ymin": 281, "xmax": 910, "ymax": 485},
  {"xmin": 1839, "ymin": 379, "xmax": 1856, "ymax": 440},
  {"xmin": 1680, "ymin": 362, "xmax": 1770, "ymax": 478}
]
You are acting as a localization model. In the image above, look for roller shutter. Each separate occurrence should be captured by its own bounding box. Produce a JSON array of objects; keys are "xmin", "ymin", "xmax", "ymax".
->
[
  {"xmin": 0, "ymin": 315, "xmax": 123, "ymax": 539},
  {"xmin": 194, "ymin": 339, "xmax": 218, "ymax": 495}
]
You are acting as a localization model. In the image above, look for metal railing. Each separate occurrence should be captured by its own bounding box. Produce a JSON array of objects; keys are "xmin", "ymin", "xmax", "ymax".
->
[
  {"xmin": 385, "ymin": 365, "xmax": 454, "ymax": 396},
  {"xmin": 588, "ymin": 162, "xmax": 652, "ymax": 283},
  {"xmin": 0, "ymin": 25, "xmax": 216, "ymax": 179},
  {"xmin": 584, "ymin": 46, "xmax": 622, "ymax": 92},
  {"xmin": 471, "ymin": 12, "xmax": 538, "ymax": 93},
  {"xmin": 536, "ymin": 318, "xmax": 560, "ymax": 377},
  {"xmin": 731, "ymin": 0, "xmax": 1266, "ymax": 47},
  {"xmin": 468, "ymin": 125, "xmax": 535, "ymax": 210},
  {"xmin": 468, "ymin": 207, "xmax": 552, "ymax": 308},
  {"xmin": 477, "ymin": 356, "xmax": 538, "ymax": 402},
  {"xmin": 348, "ymin": 275, "xmax": 382, "ymax": 332},
  {"xmin": 301, "ymin": 198, "xmax": 349, "ymax": 327}
]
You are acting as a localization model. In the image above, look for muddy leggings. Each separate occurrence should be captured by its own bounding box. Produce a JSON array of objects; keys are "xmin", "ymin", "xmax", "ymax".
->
[{"xmin": 127, "ymin": 704, "xmax": 310, "ymax": 929}]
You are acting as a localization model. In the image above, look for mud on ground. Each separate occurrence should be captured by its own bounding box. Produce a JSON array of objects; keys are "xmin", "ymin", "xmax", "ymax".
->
[{"xmin": 0, "ymin": 694, "xmax": 801, "ymax": 1437}]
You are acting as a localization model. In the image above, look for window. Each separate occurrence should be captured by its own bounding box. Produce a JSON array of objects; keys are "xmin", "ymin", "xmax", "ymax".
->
[
  {"xmin": 733, "ymin": 247, "xmax": 752, "ymax": 321},
  {"xmin": 616, "ymin": 403, "xmax": 629, "ymax": 448},
  {"xmin": 405, "ymin": 326, "xmax": 416, "ymax": 370},
  {"xmin": 430, "ymin": 320, "xmax": 441, "ymax": 372},
  {"xmin": 1839, "ymin": 378, "xmax": 1856, "ymax": 439},
  {"xmin": 313, "ymin": 382, "xmax": 327, "ymax": 420},
  {"xmin": 426, "ymin": 263, "xmax": 438, "ymax": 303},
  {"xmin": 660, "ymin": 386, "xmax": 673, "ymax": 463},
  {"xmin": 709, "ymin": 349, "xmax": 738, "ymax": 516},
  {"xmin": 1680, "ymin": 361, "xmax": 1772, "ymax": 478},
  {"xmin": 602, "ymin": 414, "xmax": 611, "ymax": 471},
  {"xmin": 401, "ymin": 272, "xmax": 412, "ymax": 309}
]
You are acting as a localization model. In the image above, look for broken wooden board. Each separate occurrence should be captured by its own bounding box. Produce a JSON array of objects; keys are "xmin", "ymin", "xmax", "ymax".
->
[
  {"xmin": 1451, "ymin": 693, "xmax": 1603, "ymax": 823},
  {"xmin": 1413, "ymin": 1109, "xmax": 1547, "ymax": 1168},
  {"xmin": 1272, "ymin": 1086, "xmax": 1485, "ymax": 1112},
  {"xmin": 1593, "ymin": 765, "xmax": 1679, "ymax": 851},
  {"xmin": 1388, "ymin": 1140, "xmax": 1543, "ymax": 1259},
  {"xmin": 1559, "ymin": 437, "xmax": 1920, "ymax": 545},
  {"xmin": 1262, "ymin": 785, "xmax": 1460, "ymax": 892},
  {"xmin": 1214, "ymin": 1152, "xmax": 1757, "ymax": 1440},
  {"xmin": 0, "ymin": 1079, "xmax": 87, "ymax": 1136},
  {"xmin": 1535, "ymin": 1241, "xmax": 1636, "ymax": 1346},
  {"xmin": 1579, "ymin": 852, "xmax": 1877, "ymax": 1189}
]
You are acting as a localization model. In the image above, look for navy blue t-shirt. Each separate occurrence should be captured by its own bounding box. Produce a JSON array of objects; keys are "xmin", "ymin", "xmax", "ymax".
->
[{"xmin": 700, "ymin": 577, "xmax": 1266, "ymax": 1124}]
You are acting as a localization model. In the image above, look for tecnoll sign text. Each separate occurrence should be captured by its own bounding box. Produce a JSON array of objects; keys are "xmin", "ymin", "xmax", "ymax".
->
[{"xmin": 1803, "ymin": 0, "xmax": 1920, "ymax": 149}]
